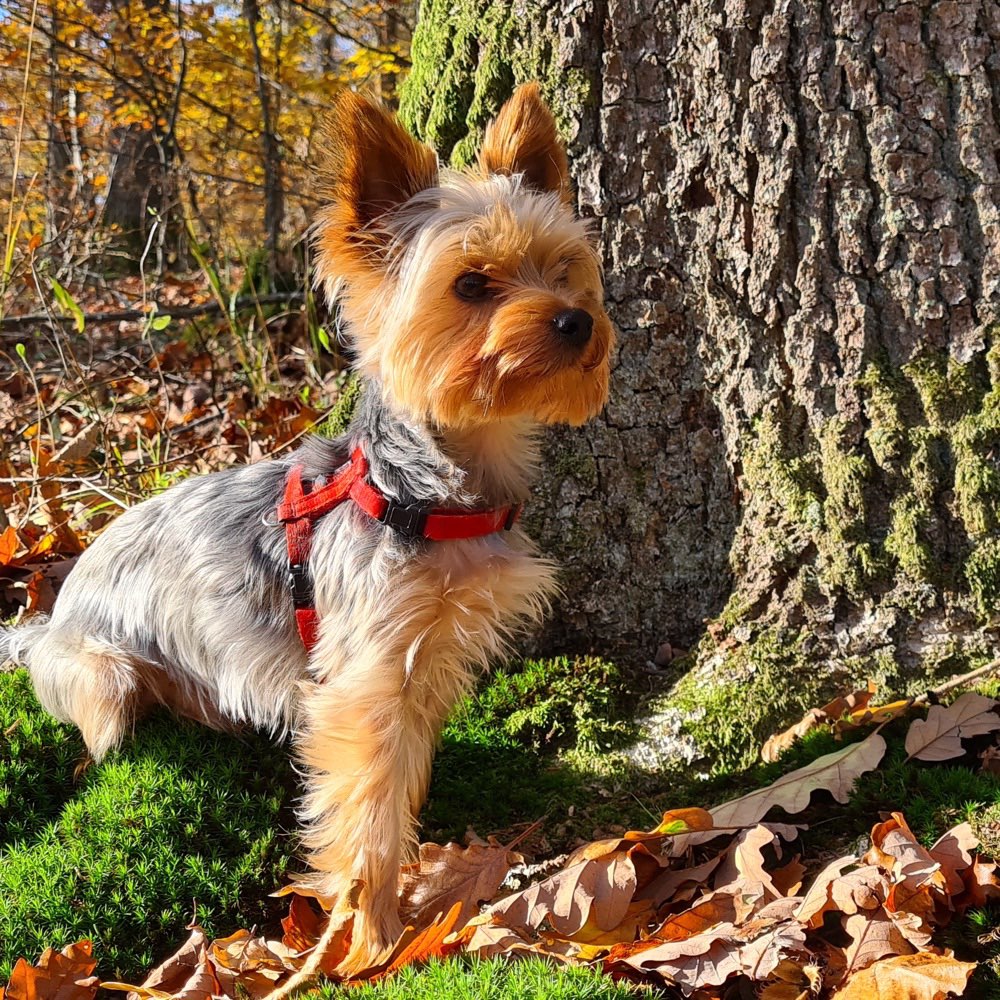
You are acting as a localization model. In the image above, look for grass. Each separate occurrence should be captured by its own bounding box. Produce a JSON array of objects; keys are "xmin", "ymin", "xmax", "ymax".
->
[
  {"xmin": 4, "ymin": 660, "xmax": 1000, "ymax": 996},
  {"xmin": 320, "ymin": 956, "xmax": 653, "ymax": 999}
]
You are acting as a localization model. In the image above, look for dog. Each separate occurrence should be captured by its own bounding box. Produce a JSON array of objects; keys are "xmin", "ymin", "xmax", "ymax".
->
[{"xmin": 1, "ymin": 83, "xmax": 615, "ymax": 974}]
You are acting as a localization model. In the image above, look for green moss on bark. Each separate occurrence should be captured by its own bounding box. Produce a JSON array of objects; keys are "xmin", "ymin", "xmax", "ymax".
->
[{"xmin": 399, "ymin": 0, "xmax": 588, "ymax": 163}]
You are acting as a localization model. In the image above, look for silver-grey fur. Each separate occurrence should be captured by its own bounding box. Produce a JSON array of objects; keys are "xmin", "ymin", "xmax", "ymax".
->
[{"xmin": 1, "ymin": 378, "xmax": 537, "ymax": 738}]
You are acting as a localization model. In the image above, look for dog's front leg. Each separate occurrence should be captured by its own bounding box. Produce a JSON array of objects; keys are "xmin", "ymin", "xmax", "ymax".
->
[{"xmin": 296, "ymin": 631, "xmax": 467, "ymax": 974}]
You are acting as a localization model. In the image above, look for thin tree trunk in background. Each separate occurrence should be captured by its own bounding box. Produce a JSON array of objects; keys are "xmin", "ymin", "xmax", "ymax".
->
[
  {"xmin": 45, "ymin": 9, "xmax": 74, "ymax": 254},
  {"xmin": 400, "ymin": 0, "xmax": 1000, "ymax": 761},
  {"xmin": 377, "ymin": 2, "xmax": 410, "ymax": 108},
  {"xmin": 102, "ymin": 0, "xmax": 179, "ymax": 271},
  {"xmin": 244, "ymin": 0, "xmax": 284, "ymax": 278}
]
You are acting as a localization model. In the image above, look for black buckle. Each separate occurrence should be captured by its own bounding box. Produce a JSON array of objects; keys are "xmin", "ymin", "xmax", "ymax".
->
[
  {"xmin": 379, "ymin": 500, "xmax": 429, "ymax": 539},
  {"xmin": 503, "ymin": 504, "xmax": 521, "ymax": 531},
  {"xmin": 288, "ymin": 562, "xmax": 313, "ymax": 609}
]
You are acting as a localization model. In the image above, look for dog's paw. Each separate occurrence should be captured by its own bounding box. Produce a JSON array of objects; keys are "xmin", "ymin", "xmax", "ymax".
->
[{"xmin": 336, "ymin": 905, "xmax": 404, "ymax": 977}]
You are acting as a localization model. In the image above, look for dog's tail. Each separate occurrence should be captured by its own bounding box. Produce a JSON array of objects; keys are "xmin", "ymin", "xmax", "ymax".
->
[{"xmin": 0, "ymin": 617, "xmax": 50, "ymax": 671}]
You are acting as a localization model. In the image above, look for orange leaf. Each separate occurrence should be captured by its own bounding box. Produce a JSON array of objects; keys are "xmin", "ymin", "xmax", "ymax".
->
[
  {"xmin": 643, "ymin": 807, "xmax": 714, "ymax": 838},
  {"xmin": 2, "ymin": 941, "xmax": 98, "ymax": 1000},
  {"xmin": 281, "ymin": 894, "xmax": 325, "ymax": 953},
  {"xmin": 837, "ymin": 952, "xmax": 975, "ymax": 999},
  {"xmin": 0, "ymin": 525, "xmax": 20, "ymax": 566},
  {"xmin": 381, "ymin": 901, "xmax": 464, "ymax": 976}
]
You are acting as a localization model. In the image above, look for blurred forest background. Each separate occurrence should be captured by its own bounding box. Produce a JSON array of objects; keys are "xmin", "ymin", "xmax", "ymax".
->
[{"xmin": 0, "ymin": 0, "xmax": 413, "ymax": 611}]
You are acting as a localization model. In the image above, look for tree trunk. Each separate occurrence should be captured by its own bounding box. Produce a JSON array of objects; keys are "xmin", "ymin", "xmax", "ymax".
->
[
  {"xmin": 102, "ymin": 0, "xmax": 181, "ymax": 271},
  {"xmin": 244, "ymin": 0, "xmax": 285, "ymax": 278},
  {"xmin": 399, "ymin": 0, "xmax": 1000, "ymax": 762}
]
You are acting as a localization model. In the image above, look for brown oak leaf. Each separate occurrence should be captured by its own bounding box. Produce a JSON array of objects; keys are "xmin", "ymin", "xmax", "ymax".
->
[
  {"xmin": 761, "ymin": 682, "xmax": 876, "ymax": 762},
  {"xmin": 905, "ymin": 693, "xmax": 1000, "ymax": 762},
  {"xmin": 486, "ymin": 853, "xmax": 638, "ymax": 938},
  {"xmin": 398, "ymin": 842, "xmax": 523, "ymax": 930},
  {"xmin": 839, "ymin": 910, "xmax": 916, "ymax": 982},
  {"xmin": 1, "ymin": 942, "xmax": 98, "ymax": 1000},
  {"xmin": 608, "ymin": 902, "xmax": 807, "ymax": 992},
  {"xmin": 836, "ymin": 952, "xmax": 975, "ymax": 999},
  {"xmin": 672, "ymin": 732, "xmax": 885, "ymax": 855}
]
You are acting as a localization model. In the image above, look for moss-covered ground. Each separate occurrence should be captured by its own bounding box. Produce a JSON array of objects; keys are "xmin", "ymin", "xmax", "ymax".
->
[{"xmin": 3, "ymin": 660, "xmax": 1000, "ymax": 996}]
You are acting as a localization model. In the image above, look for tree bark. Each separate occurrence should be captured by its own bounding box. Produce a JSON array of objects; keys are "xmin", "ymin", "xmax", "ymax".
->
[
  {"xmin": 400, "ymin": 0, "xmax": 1000, "ymax": 756},
  {"xmin": 244, "ymin": 0, "xmax": 285, "ymax": 278},
  {"xmin": 102, "ymin": 0, "xmax": 182, "ymax": 270}
]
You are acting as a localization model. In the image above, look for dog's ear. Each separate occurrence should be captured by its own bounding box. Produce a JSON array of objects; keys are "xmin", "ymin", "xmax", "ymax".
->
[
  {"xmin": 321, "ymin": 90, "xmax": 438, "ymax": 242},
  {"xmin": 478, "ymin": 83, "xmax": 570, "ymax": 200}
]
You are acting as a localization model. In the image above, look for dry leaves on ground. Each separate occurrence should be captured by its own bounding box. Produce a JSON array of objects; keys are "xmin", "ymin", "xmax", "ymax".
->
[
  {"xmin": 8, "ymin": 701, "xmax": 997, "ymax": 1000},
  {"xmin": 1, "ymin": 277, "xmax": 337, "ymax": 623},
  {"xmin": 905, "ymin": 694, "xmax": 1000, "ymax": 762}
]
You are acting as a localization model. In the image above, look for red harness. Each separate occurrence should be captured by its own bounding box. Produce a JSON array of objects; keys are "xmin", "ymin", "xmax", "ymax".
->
[{"xmin": 276, "ymin": 448, "xmax": 522, "ymax": 651}]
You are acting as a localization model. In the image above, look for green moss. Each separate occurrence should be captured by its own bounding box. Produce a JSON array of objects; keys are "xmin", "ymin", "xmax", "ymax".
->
[
  {"xmin": 816, "ymin": 418, "xmax": 878, "ymax": 593},
  {"xmin": 966, "ymin": 538, "xmax": 1000, "ymax": 619},
  {"xmin": 667, "ymin": 627, "xmax": 828, "ymax": 772},
  {"xmin": 905, "ymin": 353, "xmax": 980, "ymax": 428},
  {"xmin": 741, "ymin": 409, "xmax": 821, "ymax": 528},
  {"xmin": 318, "ymin": 374, "xmax": 361, "ymax": 438},
  {"xmin": 0, "ymin": 670, "xmax": 295, "ymax": 982},
  {"xmin": 321, "ymin": 955, "xmax": 650, "ymax": 999},
  {"xmin": 399, "ymin": 0, "xmax": 588, "ymax": 165},
  {"xmin": 859, "ymin": 362, "xmax": 909, "ymax": 468},
  {"xmin": 424, "ymin": 656, "xmax": 631, "ymax": 841}
]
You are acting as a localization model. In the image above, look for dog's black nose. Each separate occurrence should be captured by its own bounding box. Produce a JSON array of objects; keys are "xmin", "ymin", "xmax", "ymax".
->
[{"xmin": 552, "ymin": 308, "xmax": 594, "ymax": 347}]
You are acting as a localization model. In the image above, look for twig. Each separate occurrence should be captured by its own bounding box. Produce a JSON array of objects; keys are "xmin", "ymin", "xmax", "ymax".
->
[
  {"xmin": 914, "ymin": 658, "xmax": 1000, "ymax": 705},
  {"xmin": 0, "ymin": 291, "xmax": 305, "ymax": 331}
]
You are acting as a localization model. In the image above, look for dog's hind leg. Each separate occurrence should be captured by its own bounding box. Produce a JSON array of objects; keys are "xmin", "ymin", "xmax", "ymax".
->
[{"xmin": 25, "ymin": 631, "xmax": 144, "ymax": 761}]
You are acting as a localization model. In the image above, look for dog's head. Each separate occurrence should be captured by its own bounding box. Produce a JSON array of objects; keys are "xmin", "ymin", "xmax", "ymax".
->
[{"xmin": 314, "ymin": 84, "xmax": 614, "ymax": 430}]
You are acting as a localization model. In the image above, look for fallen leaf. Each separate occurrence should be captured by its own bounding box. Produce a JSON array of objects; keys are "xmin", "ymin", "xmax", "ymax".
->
[
  {"xmin": 837, "ymin": 951, "xmax": 975, "ymax": 999},
  {"xmin": 713, "ymin": 824, "xmax": 788, "ymax": 902},
  {"xmin": 486, "ymin": 853, "xmax": 638, "ymax": 939},
  {"xmin": 568, "ymin": 808, "xmax": 714, "ymax": 864},
  {"xmin": 795, "ymin": 855, "xmax": 859, "ymax": 927},
  {"xmin": 957, "ymin": 856, "xmax": 1000, "ymax": 911},
  {"xmin": 0, "ymin": 525, "xmax": 20, "ymax": 566},
  {"xmin": 758, "ymin": 957, "xmax": 822, "ymax": 1000},
  {"xmin": 107, "ymin": 928, "xmax": 220, "ymax": 1000},
  {"xmin": 905, "ymin": 693, "xmax": 1000, "ymax": 762},
  {"xmin": 1, "ymin": 942, "xmax": 98, "ymax": 1000},
  {"xmin": 866, "ymin": 813, "xmax": 949, "ymax": 909},
  {"xmin": 761, "ymin": 682, "xmax": 876, "ymax": 762},
  {"xmin": 379, "ymin": 901, "xmax": 464, "ymax": 976},
  {"xmin": 840, "ymin": 910, "xmax": 916, "ymax": 981},
  {"xmin": 608, "ymin": 901, "xmax": 807, "ymax": 992},
  {"xmin": 836, "ymin": 698, "xmax": 915, "ymax": 735},
  {"xmin": 672, "ymin": 733, "xmax": 886, "ymax": 854},
  {"xmin": 398, "ymin": 842, "xmax": 523, "ymax": 930},
  {"xmin": 463, "ymin": 918, "xmax": 574, "ymax": 962},
  {"xmin": 636, "ymin": 855, "xmax": 722, "ymax": 907},
  {"xmin": 280, "ymin": 893, "xmax": 325, "ymax": 954},
  {"xmin": 928, "ymin": 822, "xmax": 978, "ymax": 896},
  {"xmin": 207, "ymin": 930, "xmax": 291, "ymax": 997}
]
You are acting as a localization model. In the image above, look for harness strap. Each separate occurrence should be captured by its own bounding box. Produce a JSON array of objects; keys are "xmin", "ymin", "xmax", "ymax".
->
[{"xmin": 277, "ymin": 449, "xmax": 522, "ymax": 652}]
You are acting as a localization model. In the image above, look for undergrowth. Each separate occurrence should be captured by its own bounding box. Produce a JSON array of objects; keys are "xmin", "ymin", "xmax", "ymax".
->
[{"xmin": 4, "ymin": 663, "xmax": 1000, "ymax": 995}]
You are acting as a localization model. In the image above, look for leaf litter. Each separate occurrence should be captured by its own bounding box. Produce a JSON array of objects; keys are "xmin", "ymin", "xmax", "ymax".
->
[{"xmin": 7, "ymin": 686, "xmax": 1000, "ymax": 999}]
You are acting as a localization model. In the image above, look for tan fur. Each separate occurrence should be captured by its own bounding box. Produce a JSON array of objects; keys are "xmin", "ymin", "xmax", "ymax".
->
[
  {"xmin": 291, "ymin": 84, "xmax": 610, "ymax": 973},
  {"xmin": 478, "ymin": 82, "xmax": 571, "ymax": 202}
]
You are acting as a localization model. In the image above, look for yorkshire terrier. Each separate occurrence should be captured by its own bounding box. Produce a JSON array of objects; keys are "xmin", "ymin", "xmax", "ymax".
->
[{"xmin": 1, "ymin": 84, "xmax": 614, "ymax": 973}]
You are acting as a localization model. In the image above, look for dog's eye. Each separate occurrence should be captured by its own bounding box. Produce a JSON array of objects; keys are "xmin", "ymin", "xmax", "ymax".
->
[{"xmin": 454, "ymin": 272, "xmax": 493, "ymax": 301}]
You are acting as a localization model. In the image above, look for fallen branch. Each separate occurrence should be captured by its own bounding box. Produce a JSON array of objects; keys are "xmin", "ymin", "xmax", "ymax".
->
[
  {"xmin": 0, "ymin": 291, "xmax": 306, "ymax": 332},
  {"xmin": 915, "ymin": 658, "xmax": 1000, "ymax": 705}
]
